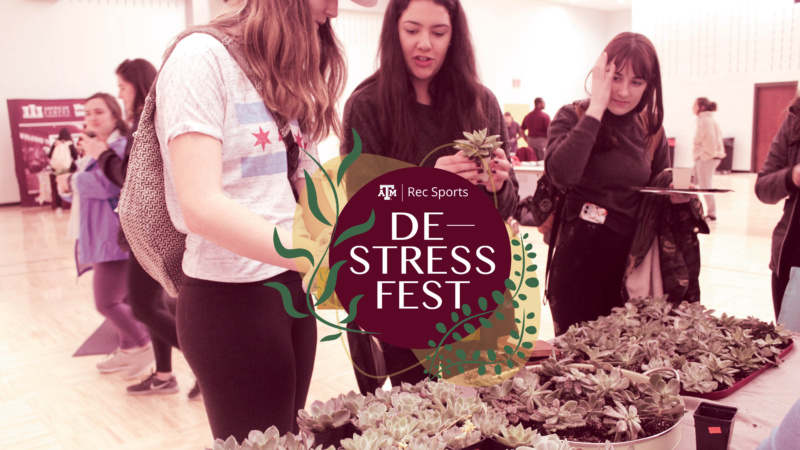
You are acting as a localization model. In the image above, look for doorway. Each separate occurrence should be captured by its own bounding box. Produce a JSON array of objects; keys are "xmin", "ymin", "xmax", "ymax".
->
[{"xmin": 752, "ymin": 82, "xmax": 798, "ymax": 172}]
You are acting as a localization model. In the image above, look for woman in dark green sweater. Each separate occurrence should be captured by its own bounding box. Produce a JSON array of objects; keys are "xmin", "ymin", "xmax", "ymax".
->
[
  {"xmin": 340, "ymin": 0, "xmax": 518, "ymax": 392},
  {"xmin": 545, "ymin": 32, "xmax": 670, "ymax": 335}
]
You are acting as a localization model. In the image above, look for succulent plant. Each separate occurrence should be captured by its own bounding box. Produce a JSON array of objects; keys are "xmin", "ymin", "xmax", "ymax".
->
[
  {"xmin": 382, "ymin": 413, "xmax": 424, "ymax": 443},
  {"xmin": 726, "ymin": 346, "xmax": 763, "ymax": 371},
  {"xmin": 440, "ymin": 421, "xmax": 482, "ymax": 449},
  {"xmin": 353, "ymin": 403, "xmax": 389, "ymax": 431},
  {"xmin": 494, "ymin": 423, "xmax": 541, "ymax": 448},
  {"xmin": 585, "ymin": 368, "xmax": 630, "ymax": 400},
  {"xmin": 471, "ymin": 409, "xmax": 510, "ymax": 437},
  {"xmin": 529, "ymin": 399, "xmax": 587, "ymax": 432},
  {"xmin": 679, "ymin": 362, "xmax": 719, "ymax": 393},
  {"xmin": 699, "ymin": 353, "xmax": 740, "ymax": 387},
  {"xmin": 603, "ymin": 401, "xmax": 643, "ymax": 442},
  {"xmin": 208, "ymin": 426, "xmax": 334, "ymax": 450},
  {"xmin": 452, "ymin": 129, "xmax": 503, "ymax": 162},
  {"xmin": 340, "ymin": 428, "xmax": 392, "ymax": 450},
  {"xmin": 516, "ymin": 433, "xmax": 572, "ymax": 450},
  {"xmin": 444, "ymin": 394, "xmax": 485, "ymax": 420},
  {"xmin": 336, "ymin": 391, "xmax": 370, "ymax": 418},
  {"xmin": 297, "ymin": 399, "xmax": 351, "ymax": 434}
]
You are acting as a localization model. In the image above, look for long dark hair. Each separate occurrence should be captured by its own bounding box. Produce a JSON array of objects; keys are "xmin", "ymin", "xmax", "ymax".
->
[
  {"xmin": 116, "ymin": 59, "xmax": 157, "ymax": 118},
  {"xmin": 589, "ymin": 32, "xmax": 664, "ymax": 139},
  {"xmin": 363, "ymin": 0, "xmax": 486, "ymax": 160},
  {"xmin": 86, "ymin": 92, "xmax": 129, "ymax": 136}
]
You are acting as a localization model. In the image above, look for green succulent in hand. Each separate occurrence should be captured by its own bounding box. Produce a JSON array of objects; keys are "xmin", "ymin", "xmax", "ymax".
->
[{"xmin": 453, "ymin": 128, "xmax": 503, "ymax": 162}]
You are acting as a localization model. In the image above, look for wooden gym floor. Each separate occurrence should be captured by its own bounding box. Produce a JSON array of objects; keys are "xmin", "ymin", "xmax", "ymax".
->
[{"xmin": 0, "ymin": 173, "xmax": 779, "ymax": 449}]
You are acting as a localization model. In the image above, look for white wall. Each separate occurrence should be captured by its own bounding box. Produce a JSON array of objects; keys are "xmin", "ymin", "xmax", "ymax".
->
[
  {"xmin": 0, "ymin": 0, "xmax": 186, "ymax": 205},
  {"xmin": 1, "ymin": 0, "xmax": 630, "ymax": 204},
  {"xmin": 633, "ymin": 0, "xmax": 800, "ymax": 171},
  {"xmin": 462, "ymin": 0, "xmax": 630, "ymax": 114}
]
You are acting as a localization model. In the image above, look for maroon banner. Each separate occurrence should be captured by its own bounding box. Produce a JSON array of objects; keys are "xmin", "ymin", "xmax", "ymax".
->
[{"xmin": 7, "ymin": 99, "xmax": 86, "ymax": 206}]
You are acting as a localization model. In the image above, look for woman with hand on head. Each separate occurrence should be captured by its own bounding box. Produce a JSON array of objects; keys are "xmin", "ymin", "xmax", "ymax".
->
[
  {"xmin": 81, "ymin": 59, "xmax": 196, "ymax": 398},
  {"xmin": 692, "ymin": 97, "xmax": 725, "ymax": 221},
  {"xmin": 544, "ymin": 33, "xmax": 671, "ymax": 335},
  {"xmin": 340, "ymin": 0, "xmax": 518, "ymax": 391},
  {"xmin": 152, "ymin": 0, "xmax": 375, "ymax": 441},
  {"xmin": 57, "ymin": 93, "xmax": 154, "ymax": 377}
]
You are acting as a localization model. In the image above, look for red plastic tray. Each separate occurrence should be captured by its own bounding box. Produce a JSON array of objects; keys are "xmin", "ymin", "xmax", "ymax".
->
[{"xmin": 680, "ymin": 340, "xmax": 794, "ymax": 400}]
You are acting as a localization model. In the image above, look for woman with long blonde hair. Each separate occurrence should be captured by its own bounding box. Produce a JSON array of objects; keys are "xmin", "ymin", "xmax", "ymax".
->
[{"xmin": 154, "ymin": 0, "xmax": 375, "ymax": 441}]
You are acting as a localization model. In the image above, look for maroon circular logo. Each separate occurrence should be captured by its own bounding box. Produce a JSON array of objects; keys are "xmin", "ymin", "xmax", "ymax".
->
[{"xmin": 330, "ymin": 167, "xmax": 511, "ymax": 349}]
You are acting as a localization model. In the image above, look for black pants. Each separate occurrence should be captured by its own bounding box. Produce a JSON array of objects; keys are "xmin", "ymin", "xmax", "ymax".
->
[
  {"xmin": 772, "ymin": 271, "xmax": 790, "ymax": 321},
  {"xmin": 177, "ymin": 271, "xmax": 316, "ymax": 441},
  {"xmin": 547, "ymin": 218, "xmax": 633, "ymax": 335},
  {"xmin": 128, "ymin": 254, "xmax": 178, "ymax": 373}
]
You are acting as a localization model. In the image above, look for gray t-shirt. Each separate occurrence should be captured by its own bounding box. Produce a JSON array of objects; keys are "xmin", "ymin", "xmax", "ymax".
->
[{"xmin": 155, "ymin": 33, "xmax": 318, "ymax": 283}]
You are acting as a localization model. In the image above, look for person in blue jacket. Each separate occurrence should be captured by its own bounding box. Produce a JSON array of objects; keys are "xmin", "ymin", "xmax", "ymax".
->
[{"xmin": 57, "ymin": 93, "xmax": 153, "ymax": 378}]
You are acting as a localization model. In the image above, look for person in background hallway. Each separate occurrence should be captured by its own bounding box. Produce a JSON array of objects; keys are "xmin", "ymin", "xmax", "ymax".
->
[
  {"xmin": 504, "ymin": 112, "xmax": 521, "ymax": 154},
  {"xmin": 521, "ymin": 97, "xmax": 550, "ymax": 161},
  {"xmin": 155, "ymin": 0, "xmax": 375, "ymax": 442},
  {"xmin": 47, "ymin": 128, "xmax": 78, "ymax": 210},
  {"xmin": 692, "ymin": 97, "xmax": 725, "ymax": 221},
  {"xmin": 545, "ymin": 33, "xmax": 670, "ymax": 335},
  {"xmin": 81, "ymin": 59, "xmax": 200, "ymax": 398},
  {"xmin": 341, "ymin": 0, "xmax": 518, "ymax": 392},
  {"xmin": 755, "ymin": 94, "xmax": 800, "ymax": 321},
  {"xmin": 56, "ymin": 93, "xmax": 154, "ymax": 378}
]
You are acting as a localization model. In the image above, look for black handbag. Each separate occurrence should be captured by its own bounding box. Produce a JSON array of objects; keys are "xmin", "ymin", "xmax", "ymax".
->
[{"xmin": 516, "ymin": 174, "xmax": 559, "ymax": 227}]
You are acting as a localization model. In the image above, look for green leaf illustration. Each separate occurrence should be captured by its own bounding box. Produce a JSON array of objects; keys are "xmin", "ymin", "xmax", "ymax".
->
[
  {"xmin": 525, "ymin": 243, "xmax": 533, "ymax": 251},
  {"xmin": 513, "ymin": 254, "xmax": 522, "ymax": 261},
  {"xmin": 428, "ymin": 340, "xmax": 436, "ymax": 348},
  {"xmin": 491, "ymin": 290, "xmax": 505, "ymax": 305},
  {"xmin": 516, "ymin": 352, "xmax": 526, "ymax": 359},
  {"xmin": 519, "ymin": 294, "xmax": 528, "ymax": 301},
  {"xmin": 523, "ymin": 233, "xmax": 529, "ymax": 239},
  {"xmin": 436, "ymin": 323, "xmax": 447, "ymax": 334},
  {"xmin": 526, "ymin": 312, "xmax": 535, "ymax": 319},
  {"xmin": 338, "ymin": 129, "xmax": 362, "ymax": 186},
  {"xmin": 445, "ymin": 344, "xmax": 453, "ymax": 351},
  {"xmin": 273, "ymin": 229, "xmax": 314, "ymax": 266},
  {"xmin": 457, "ymin": 365, "xmax": 465, "ymax": 374},
  {"xmin": 511, "ymin": 239, "xmax": 520, "ymax": 246},
  {"xmin": 525, "ymin": 326, "xmax": 538, "ymax": 334},
  {"xmin": 525, "ymin": 278, "xmax": 540, "ymax": 288},
  {"xmin": 472, "ymin": 350, "xmax": 481, "ymax": 360},
  {"xmin": 478, "ymin": 365, "xmax": 487, "ymax": 375},
  {"xmin": 464, "ymin": 323, "xmax": 476, "ymax": 334},
  {"xmin": 334, "ymin": 209, "xmax": 376, "ymax": 247},
  {"xmin": 487, "ymin": 349, "xmax": 497, "ymax": 361},
  {"xmin": 525, "ymin": 265, "xmax": 536, "ymax": 272},
  {"xmin": 320, "ymin": 333, "xmax": 342, "ymax": 342},
  {"xmin": 303, "ymin": 170, "xmax": 331, "ymax": 227},
  {"xmin": 504, "ymin": 345, "xmax": 514, "ymax": 355},
  {"xmin": 265, "ymin": 282, "xmax": 309, "ymax": 318},
  {"xmin": 478, "ymin": 297, "xmax": 488, "ymax": 311},
  {"xmin": 456, "ymin": 349, "xmax": 467, "ymax": 360},
  {"xmin": 504, "ymin": 279, "xmax": 517, "ymax": 291},
  {"xmin": 462, "ymin": 304, "xmax": 472, "ymax": 316},
  {"xmin": 510, "ymin": 330, "xmax": 520, "ymax": 340},
  {"xmin": 340, "ymin": 295, "xmax": 364, "ymax": 324},
  {"xmin": 496, "ymin": 312, "xmax": 505, "ymax": 321},
  {"xmin": 315, "ymin": 260, "xmax": 348, "ymax": 306},
  {"xmin": 522, "ymin": 342, "xmax": 533, "ymax": 349},
  {"xmin": 451, "ymin": 312, "xmax": 459, "ymax": 323},
  {"xmin": 479, "ymin": 318, "xmax": 493, "ymax": 329},
  {"xmin": 494, "ymin": 364, "xmax": 502, "ymax": 375},
  {"xmin": 453, "ymin": 332, "xmax": 463, "ymax": 341},
  {"xmin": 507, "ymin": 360, "xmax": 515, "ymax": 368}
]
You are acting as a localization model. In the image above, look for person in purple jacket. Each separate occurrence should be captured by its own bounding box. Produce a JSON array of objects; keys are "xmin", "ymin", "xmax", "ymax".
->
[{"xmin": 57, "ymin": 93, "xmax": 153, "ymax": 378}]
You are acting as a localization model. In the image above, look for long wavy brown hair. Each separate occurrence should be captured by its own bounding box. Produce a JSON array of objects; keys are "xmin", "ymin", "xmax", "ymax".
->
[
  {"xmin": 355, "ymin": 0, "xmax": 486, "ymax": 161},
  {"xmin": 209, "ymin": 0, "xmax": 346, "ymax": 142}
]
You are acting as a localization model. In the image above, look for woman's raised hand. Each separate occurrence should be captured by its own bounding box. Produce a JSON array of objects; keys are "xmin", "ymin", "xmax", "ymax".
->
[{"xmin": 587, "ymin": 52, "xmax": 614, "ymax": 120}]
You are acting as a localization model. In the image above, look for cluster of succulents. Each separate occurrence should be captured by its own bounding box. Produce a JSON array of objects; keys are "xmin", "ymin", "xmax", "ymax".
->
[
  {"xmin": 475, "ymin": 357, "xmax": 684, "ymax": 443},
  {"xmin": 553, "ymin": 296, "xmax": 794, "ymax": 394}
]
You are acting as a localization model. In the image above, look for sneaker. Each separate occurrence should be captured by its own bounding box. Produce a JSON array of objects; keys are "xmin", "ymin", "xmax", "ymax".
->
[
  {"xmin": 127, "ymin": 373, "xmax": 179, "ymax": 396},
  {"xmin": 188, "ymin": 381, "xmax": 202, "ymax": 400},
  {"xmin": 706, "ymin": 215, "xmax": 717, "ymax": 222},
  {"xmin": 96, "ymin": 348, "xmax": 127, "ymax": 373},
  {"xmin": 123, "ymin": 343, "xmax": 155, "ymax": 379},
  {"xmin": 96, "ymin": 344, "xmax": 154, "ymax": 377}
]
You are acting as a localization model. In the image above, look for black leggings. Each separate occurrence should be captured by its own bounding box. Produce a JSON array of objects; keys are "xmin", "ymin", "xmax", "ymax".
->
[
  {"xmin": 547, "ymin": 218, "xmax": 633, "ymax": 335},
  {"xmin": 772, "ymin": 271, "xmax": 789, "ymax": 321},
  {"xmin": 128, "ymin": 254, "xmax": 178, "ymax": 373},
  {"xmin": 176, "ymin": 271, "xmax": 316, "ymax": 441}
]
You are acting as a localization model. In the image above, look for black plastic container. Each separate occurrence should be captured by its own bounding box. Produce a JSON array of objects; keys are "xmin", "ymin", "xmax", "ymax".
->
[{"xmin": 694, "ymin": 402, "xmax": 737, "ymax": 450}]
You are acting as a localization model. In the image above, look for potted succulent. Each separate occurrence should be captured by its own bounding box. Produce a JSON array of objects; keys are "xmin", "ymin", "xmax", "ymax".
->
[
  {"xmin": 297, "ymin": 396, "xmax": 360, "ymax": 447},
  {"xmin": 208, "ymin": 426, "xmax": 333, "ymax": 450}
]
